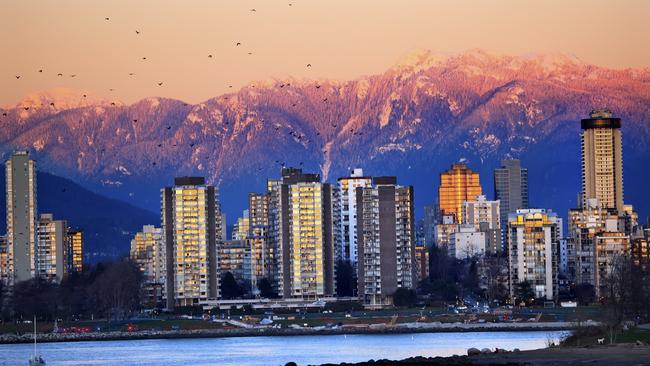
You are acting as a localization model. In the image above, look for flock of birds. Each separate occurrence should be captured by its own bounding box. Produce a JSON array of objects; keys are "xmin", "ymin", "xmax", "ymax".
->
[{"xmin": 6, "ymin": 4, "xmax": 370, "ymax": 186}]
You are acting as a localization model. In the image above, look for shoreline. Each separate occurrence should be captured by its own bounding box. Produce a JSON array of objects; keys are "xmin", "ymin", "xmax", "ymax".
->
[
  {"xmin": 318, "ymin": 344, "xmax": 650, "ymax": 366},
  {"xmin": 0, "ymin": 321, "xmax": 575, "ymax": 344}
]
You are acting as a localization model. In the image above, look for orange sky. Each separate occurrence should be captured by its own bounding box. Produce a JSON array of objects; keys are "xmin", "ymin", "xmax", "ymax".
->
[{"xmin": 2, "ymin": 0, "xmax": 649, "ymax": 106}]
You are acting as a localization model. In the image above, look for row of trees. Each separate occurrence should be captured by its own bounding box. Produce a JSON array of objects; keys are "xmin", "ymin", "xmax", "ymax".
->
[{"xmin": 1, "ymin": 261, "xmax": 143, "ymax": 321}]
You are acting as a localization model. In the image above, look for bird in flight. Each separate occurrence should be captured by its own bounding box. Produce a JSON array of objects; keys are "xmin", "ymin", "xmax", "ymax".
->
[
  {"xmin": 250, "ymin": 8, "xmax": 256, "ymax": 12},
  {"xmin": 38, "ymin": 69, "xmax": 43, "ymax": 73},
  {"xmin": 306, "ymin": 64, "xmax": 312, "ymax": 67},
  {"xmin": 135, "ymin": 30, "xmax": 140, "ymax": 34},
  {"xmin": 57, "ymin": 73, "xmax": 63, "ymax": 76},
  {"xmin": 105, "ymin": 17, "xmax": 110, "ymax": 21},
  {"xmin": 157, "ymin": 82, "xmax": 163, "ymax": 86},
  {"xmin": 15, "ymin": 75, "xmax": 20, "ymax": 79},
  {"xmin": 70, "ymin": 74, "xmax": 77, "ymax": 78},
  {"xmin": 129, "ymin": 72, "xmax": 136, "ymax": 76},
  {"xmin": 208, "ymin": 54, "xmax": 213, "ymax": 58},
  {"xmin": 142, "ymin": 57, "xmax": 147, "ymax": 60},
  {"xmin": 236, "ymin": 42, "xmax": 241, "ymax": 46}
]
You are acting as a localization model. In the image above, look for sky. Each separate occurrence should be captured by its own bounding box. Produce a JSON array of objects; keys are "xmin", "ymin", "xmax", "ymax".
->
[{"xmin": 2, "ymin": 0, "xmax": 650, "ymax": 106}]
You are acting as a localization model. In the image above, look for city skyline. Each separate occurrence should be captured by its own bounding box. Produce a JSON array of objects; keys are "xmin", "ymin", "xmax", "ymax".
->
[{"xmin": 1, "ymin": 2, "xmax": 650, "ymax": 364}]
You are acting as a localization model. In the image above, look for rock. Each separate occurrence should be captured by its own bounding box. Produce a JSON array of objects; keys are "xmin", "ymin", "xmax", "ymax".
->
[
  {"xmin": 481, "ymin": 348, "xmax": 491, "ymax": 354},
  {"xmin": 467, "ymin": 348, "xmax": 481, "ymax": 356},
  {"xmin": 513, "ymin": 348, "xmax": 520, "ymax": 353},
  {"xmin": 636, "ymin": 340, "xmax": 646, "ymax": 346},
  {"xmin": 284, "ymin": 363, "xmax": 297, "ymax": 366}
]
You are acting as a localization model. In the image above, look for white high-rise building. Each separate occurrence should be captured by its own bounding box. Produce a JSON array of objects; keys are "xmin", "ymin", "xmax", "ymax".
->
[
  {"xmin": 4, "ymin": 151, "xmax": 38, "ymax": 286},
  {"xmin": 450, "ymin": 224, "xmax": 486, "ymax": 259},
  {"xmin": 462, "ymin": 195, "xmax": 501, "ymax": 254},
  {"xmin": 335, "ymin": 169, "xmax": 372, "ymax": 265},
  {"xmin": 581, "ymin": 109, "xmax": 624, "ymax": 212},
  {"xmin": 161, "ymin": 177, "xmax": 221, "ymax": 308},
  {"xmin": 507, "ymin": 209, "xmax": 561, "ymax": 301}
]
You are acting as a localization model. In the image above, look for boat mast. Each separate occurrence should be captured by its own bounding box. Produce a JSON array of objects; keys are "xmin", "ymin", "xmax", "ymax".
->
[{"xmin": 33, "ymin": 315, "xmax": 36, "ymax": 356}]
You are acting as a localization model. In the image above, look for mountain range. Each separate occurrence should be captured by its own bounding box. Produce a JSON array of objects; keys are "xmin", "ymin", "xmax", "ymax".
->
[
  {"xmin": 0, "ymin": 171, "xmax": 158, "ymax": 261},
  {"xmin": 1, "ymin": 49, "xmax": 649, "ymax": 257}
]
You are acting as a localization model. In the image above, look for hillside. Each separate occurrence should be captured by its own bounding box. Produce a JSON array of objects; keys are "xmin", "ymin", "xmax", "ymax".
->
[
  {"xmin": 0, "ymin": 49, "xmax": 648, "ymax": 224},
  {"xmin": 0, "ymin": 171, "xmax": 158, "ymax": 260}
]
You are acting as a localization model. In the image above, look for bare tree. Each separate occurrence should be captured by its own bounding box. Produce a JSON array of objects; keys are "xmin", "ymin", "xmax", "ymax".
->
[{"xmin": 602, "ymin": 255, "xmax": 634, "ymax": 344}]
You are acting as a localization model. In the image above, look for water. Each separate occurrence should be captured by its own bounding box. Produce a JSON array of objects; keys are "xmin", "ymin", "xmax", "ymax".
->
[{"xmin": 1, "ymin": 331, "xmax": 567, "ymax": 366}]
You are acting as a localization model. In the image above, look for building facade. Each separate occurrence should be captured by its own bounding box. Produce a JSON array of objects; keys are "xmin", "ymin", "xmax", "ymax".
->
[
  {"xmin": 450, "ymin": 224, "xmax": 486, "ymax": 259},
  {"xmin": 266, "ymin": 168, "xmax": 335, "ymax": 299},
  {"xmin": 247, "ymin": 192, "xmax": 271, "ymax": 290},
  {"xmin": 161, "ymin": 177, "xmax": 221, "ymax": 308},
  {"xmin": 335, "ymin": 169, "xmax": 372, "ymax": 265},
  {"xmin": 494, "ymin": 159, "xmax": 529, "ymax": 250},
  {"xmin": 218, "ymin": 239, "xmax": 252, "ymax": 286},
  {"xmin": 66, "ymin": 230, "xmax": 84, "ymax": 274},
  {"xmin": 415, "ymin": 244, "xmax": 429, "ymax": 283},
  {"xmin": 356, "ymin": 177, "xmax": 416, "ymax": 307},
  {"xmin": 438, "ymin": 163, "xmax": 482, "ymax": 224},
  {"xmin": 5, "ymin": 151, "xmax": 38, "ymax": 286},
  {"xmin": 507, "ymin": 209, "xmax": 561, "ymax": 301},
  {"xmin": 581, "ymin": 109, "xmax": 624, "ymax": 212},
  {"xmin": 35, "ymin": 214, "xmax": 67, "ymax": 282},
  {"xmin": 130, "ymin": 225, "xmax": 166, "ymax": 306},
  {"xmin": 130, "ymin": 225, "xmax": 166, "ymax": 285},
  {"xmin": 434, "ymin": 214, "xmax": 459, "ymax": 251},
  {"xmin": 232, "ymin": 211, "xmax": 250, "ymax": 241},
  {"xmin": 568, "ymin": 200, "xmax": 630, "ymax": 297},
  {"xmin": 462, "ymin": 195, "xmax": 501, "ymax": 254}
]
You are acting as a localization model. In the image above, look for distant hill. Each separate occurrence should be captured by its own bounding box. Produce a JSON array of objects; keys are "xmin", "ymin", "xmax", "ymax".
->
[
  {"xmin": 0, "ymin": 170, "xmax": 159, "ymax": 262},
  {"xmin": 0, "ymin": 49, "xmax": 648, "ymax": 227}
]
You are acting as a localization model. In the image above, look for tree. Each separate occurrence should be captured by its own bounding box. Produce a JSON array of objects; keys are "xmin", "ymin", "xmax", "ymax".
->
[
  {"xmin": 257, "ymin": 277, "xmax": 277, "ymax": 299},
  {"xmin": 335, "ymin": 259, "xmax": 356, "ymax": 297},
  {"xmin": 393, "ymin": 288, "xmax": 417, "ymax": 307},
  {"xmin": 573, "ymin": 283, "xmax": 595, "ymax": 305},
  {"xmin": 461, "ymin": 258, "xmax": 479, "ymax": 293},
  {"xmin": 220, "ymin": 272, "xmax": 242, "ymax": 299},
  {"xmin": 514, "ymin": 281, "xmax": 535, "ymax": 305},
  {"xmin": 602, "ymin": 256, "xmax": 634, "ymax": 344},
  {"xmin": 89, "ymin": 260, "xmax": 142, "ymax": 320},
  {"xmin": 429, "ymin": 246, "xmax": 452, "ymax": 281},
  {"xmin": 12, "ymin": 278, "xmax": 61, "ymax": 321}
]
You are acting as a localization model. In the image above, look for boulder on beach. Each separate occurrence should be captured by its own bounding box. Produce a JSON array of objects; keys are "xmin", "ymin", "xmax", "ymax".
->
[
  {"xmin": 481, "ymin": 348, "xmax": 491, "ymax": 354},
  {"xmin": 467, "ymin": 348, "xmax": 481, "ymax": 356}
]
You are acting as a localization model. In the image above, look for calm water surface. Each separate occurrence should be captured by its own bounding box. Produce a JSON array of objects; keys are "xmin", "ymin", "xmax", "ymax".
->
[{"xmin": 0, "ymin": 331, "xmax": 567, "ymax": 366}]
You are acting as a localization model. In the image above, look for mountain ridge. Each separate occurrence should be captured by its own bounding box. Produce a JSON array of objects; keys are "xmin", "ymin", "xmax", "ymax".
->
[{"xmin": 0, "ymin": 49, "xmax": 648, "ymax": 227}]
